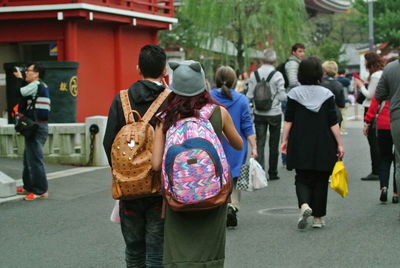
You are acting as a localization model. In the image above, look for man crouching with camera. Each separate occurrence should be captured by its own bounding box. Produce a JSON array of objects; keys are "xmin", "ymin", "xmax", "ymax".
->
[{"xmin": 13, "ymin": 63, "xmax": 50, "ymax": 200}]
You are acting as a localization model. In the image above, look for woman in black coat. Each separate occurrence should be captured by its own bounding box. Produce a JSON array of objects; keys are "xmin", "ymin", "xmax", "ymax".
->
[{"xmin": 280, "ymin": 57, "xmax": 345, "ymax": 229}]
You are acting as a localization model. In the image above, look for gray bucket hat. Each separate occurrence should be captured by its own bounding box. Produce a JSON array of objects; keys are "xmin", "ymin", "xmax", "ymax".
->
[{"xmin": 169, "ymin": 60, "xmax": 206, "ymax": 97}]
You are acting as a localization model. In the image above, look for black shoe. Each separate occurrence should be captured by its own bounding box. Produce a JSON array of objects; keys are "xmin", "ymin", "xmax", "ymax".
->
[
  {"xmin": 393, "ymin": 196, "xmax": 399, "ymax": 204},
  {"xmin": 269, "ymin": 176, "xmax": 280, "ymax": 180},
  {"xmin": 361, "ymin": 173, "xmax": 379, "ymax": 181},
  {"xmin": 227, "ymin": 207, "xmax": 238, "ymax": 227},
  {"xmin": 380, "ymin": 189, "xmax": 388, "ymax": 202}
]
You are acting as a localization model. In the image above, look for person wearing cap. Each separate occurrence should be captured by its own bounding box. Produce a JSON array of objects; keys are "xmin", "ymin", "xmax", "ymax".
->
[
  {"xmin": 152, "ymin": 60, "xmax": 243, "ymax": 268},
  {"xmin": 247, "ymin": 48, "xmax": 287, "ymax": 180}
]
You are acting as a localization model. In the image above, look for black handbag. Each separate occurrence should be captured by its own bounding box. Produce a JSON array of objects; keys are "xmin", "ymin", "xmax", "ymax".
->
[
  {"xmin": 356, "ymin": 91, "xmax": 366, "ymax": 105},
  {"xmin": 15, "ymin": 93, "xmax": 39, "ymax": 138},
  {"xmin": 15, "ymin": 116, "xmax": 39, "ymax": 138}
]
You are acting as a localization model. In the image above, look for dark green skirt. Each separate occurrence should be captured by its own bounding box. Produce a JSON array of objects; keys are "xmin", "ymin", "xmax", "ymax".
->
[{"xmin": 163, "ymin": 204, "xmax": 227, "ymax": 268}]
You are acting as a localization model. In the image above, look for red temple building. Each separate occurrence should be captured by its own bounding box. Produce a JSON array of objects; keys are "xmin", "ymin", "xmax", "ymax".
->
[{"xmin": 0, "ymin": 0, "xmax": 176, "ymax": 122}]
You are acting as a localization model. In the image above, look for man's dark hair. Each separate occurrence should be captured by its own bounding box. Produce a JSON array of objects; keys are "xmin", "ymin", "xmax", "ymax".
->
[
  {"xmin": 291, "ymin": 43, "xmax": 305, "ymax": 53},
  {"xmin": 298, "ymin": 56, "xmax": 323, "ymax": 85},
  {"xmin": 138, "ymin": 45, "xmax": 166, "ymax": 79},
  {"xmin": 27, "ymin": 62, "xmax": 45, "ymax": 79},
  {"xmin": 338, "ymin": 68, "xmax": 346, "ymax": 75}
]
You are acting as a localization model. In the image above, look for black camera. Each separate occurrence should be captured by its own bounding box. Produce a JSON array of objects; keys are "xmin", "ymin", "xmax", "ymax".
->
[
  {"xmin": 14, "ymin": 66, "xmax": 26, "ymax": 79},
  {"xmin": 14, "ymin": 66, "xmax": 26, "ymax": 73}
]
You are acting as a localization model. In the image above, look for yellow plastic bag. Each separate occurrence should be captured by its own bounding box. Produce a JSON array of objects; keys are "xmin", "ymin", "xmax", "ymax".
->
[{"xmin": 330, "ymin": 161, "xmax": 348, "ymax": 198}]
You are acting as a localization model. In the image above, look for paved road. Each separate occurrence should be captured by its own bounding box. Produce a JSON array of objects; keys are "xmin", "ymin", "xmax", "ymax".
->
[{"xmin": 1, "ymin": 119, "xmax": 399, "ymax": 268}]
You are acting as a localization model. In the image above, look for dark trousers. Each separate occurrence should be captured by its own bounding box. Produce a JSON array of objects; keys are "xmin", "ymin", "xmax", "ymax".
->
[
  {"xmin": 377, "ymin": 130, "xmax": 397, "ymax": 192},
  {"xmin": 22, "ymin": 124, "xmax": 48, "ymax": 195},
  {"xmin": 295, "ymin": 169, "xmax": 331, "ymax": 217},
  {"xmin": 281, "ymin": 101, "xmax": 288, "ymax": 164},
  {"xmin": 365, "ymin": 108, "xmax": 381, "ymax": 174},
  {"xmin": 254, "ymin": 114, "xmax": 282, "ymax": 177},
  {"xmin": 120, "ymin": 197, "xmax": 164, "ymax": 268}
]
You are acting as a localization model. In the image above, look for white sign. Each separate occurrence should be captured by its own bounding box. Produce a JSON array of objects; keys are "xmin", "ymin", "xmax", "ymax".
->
[{"xmin": 0, "ymin": 73, "xmax": 5, "ymax": 86}]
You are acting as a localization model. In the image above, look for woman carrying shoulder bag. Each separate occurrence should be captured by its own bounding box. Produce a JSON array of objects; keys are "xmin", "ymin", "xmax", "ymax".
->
[{"xmin": 280, "ymin": 57, "xmax": 345, "ymax": 229}]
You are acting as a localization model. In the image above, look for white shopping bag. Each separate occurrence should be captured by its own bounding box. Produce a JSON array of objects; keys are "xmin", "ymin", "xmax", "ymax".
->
[
  {"xmin": 249, "ymin": 158, "xmax": 268, "ymax": 190},
  {"xmin": 110, "ymin": 200, "xmax": 121, "ymax": 224}
]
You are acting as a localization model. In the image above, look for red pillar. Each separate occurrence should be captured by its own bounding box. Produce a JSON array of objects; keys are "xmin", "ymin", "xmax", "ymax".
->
[
  {"xmin": 64, "ymin": 20, "xmax": 78, "ymax": 61},
  {"xmin": 114, "ymin": 25, "xmax": 122, "ymax": 92}
]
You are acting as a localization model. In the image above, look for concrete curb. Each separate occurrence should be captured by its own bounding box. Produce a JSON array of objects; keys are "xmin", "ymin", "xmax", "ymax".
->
[
  {"xmin": 0, "ymin": 171, "xmax": 16, "ymax": 198},
  {"xmin": 0, "ymin": 166, "xmax": 108, "ymax": 205}
]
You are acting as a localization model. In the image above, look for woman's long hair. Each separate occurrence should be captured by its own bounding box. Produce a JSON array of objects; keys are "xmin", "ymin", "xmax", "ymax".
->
[
  {"xmin": 159, "ymin": 90, "xmax": 220, "ymax": 133},
  {"xmin": 215, "ymin": 66, "xmax": 237, "ymax": 100},
  {"xmin": 364, "ymin": 52, "xmax": 384, "ymax": 80}
]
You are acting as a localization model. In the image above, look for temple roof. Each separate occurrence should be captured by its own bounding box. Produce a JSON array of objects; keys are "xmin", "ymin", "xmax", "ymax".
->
[{"xmin": 305, "ymin": 0, "xmax": 352, "ymax": 15}]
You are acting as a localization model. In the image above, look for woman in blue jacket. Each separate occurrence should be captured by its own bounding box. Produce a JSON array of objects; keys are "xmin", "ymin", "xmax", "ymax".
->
[{"xmin": 211, "ymin": 66, "xmax": 258, "ymax": 227}]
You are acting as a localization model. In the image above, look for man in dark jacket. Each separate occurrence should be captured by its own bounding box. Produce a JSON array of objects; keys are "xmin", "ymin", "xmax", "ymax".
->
[
  {"xmin": 103, "ymin": 45, "xmax": 167, "ymax": 268},
  {"xmin": 321, "ymin": 61, "xmax": 345, "ymax": 124},
  {"xmin": 375, "ymin": 59, "xmax": 400, "ymax": 204}
]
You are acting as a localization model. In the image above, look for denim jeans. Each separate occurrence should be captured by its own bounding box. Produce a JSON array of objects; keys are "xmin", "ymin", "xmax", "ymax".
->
[
  {"xmin": 120, "ymin": 196, "xmax": 164, "ymax": 268},
  {"xmin": 22, "ymin": 123, "xmax": 48, "ymax": 195},
  {"xmin": 254, "ymin": 114, "xmax": 282, "ymax": 178}
]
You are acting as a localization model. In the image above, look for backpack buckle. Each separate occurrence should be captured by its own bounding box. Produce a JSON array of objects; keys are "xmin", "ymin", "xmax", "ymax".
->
[{"xmin": 128, "ymin": 140, "xmax": 136, "ymax": 148}]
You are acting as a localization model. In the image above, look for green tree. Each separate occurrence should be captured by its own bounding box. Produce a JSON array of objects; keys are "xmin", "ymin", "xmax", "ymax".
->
[
  {"xmin": 353, "ymin": 0, "xmax": 400, "ymax": 48},
  {"xmin": 308, "ymin": 10, "xmax": 367, "ymax": 63},
  {"xmin": 163, "ymin": 0, "xmax": 307, "ymax": 73}
]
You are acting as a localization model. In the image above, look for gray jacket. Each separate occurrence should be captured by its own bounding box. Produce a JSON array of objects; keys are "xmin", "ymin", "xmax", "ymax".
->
[
  {"xmin": 285, "ymin": 55, "xmax": 301, "ymax": 90},
  {"xmin": 375, "ymin": 59, "xmax": 400, "ymax": 122},
  {"xmin": 247, "ymin": 64, "xmax": 287, "ymax": 116}
]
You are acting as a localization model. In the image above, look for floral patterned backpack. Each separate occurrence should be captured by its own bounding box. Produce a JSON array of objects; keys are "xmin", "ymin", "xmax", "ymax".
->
[{"xmin": 162, "ymin": 104, "xmax": 232, "ymax": 211}]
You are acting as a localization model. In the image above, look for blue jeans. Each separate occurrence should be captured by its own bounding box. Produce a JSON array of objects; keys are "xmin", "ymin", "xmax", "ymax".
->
[
  {"xmin": 120, "ymin": 197, "xmax": 164, "ymax": 268},
  {"xmin": 22, "ymin": 124, "xmax": 48, "ymax": 195}
]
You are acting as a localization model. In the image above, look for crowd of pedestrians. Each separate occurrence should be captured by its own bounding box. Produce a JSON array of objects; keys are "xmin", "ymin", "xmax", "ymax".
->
[
  {"xmin": 100, "ymin": 43, "xmax": 400, "ymax": 267},
  {"xmin": 12, "ymin": 41, "xmax": 399, "ymax": 268}
]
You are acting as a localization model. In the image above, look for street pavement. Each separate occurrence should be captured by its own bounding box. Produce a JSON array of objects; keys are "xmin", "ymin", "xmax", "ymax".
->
[{"xmin": 1, "ymin": 117, "xmax": 399, "ymax": 268}]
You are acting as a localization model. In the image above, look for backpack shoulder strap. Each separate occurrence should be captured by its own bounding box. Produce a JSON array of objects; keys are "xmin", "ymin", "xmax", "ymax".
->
[
  {"xmin": 142, "ymin": 89, "xmax": 171, "ymax": 124},
  {"xmin": 120, "ymin": 89, "xmax": 132, "ymax": 124},
  {"xmin": 266, "ymin": 70, "xmax": 277, "ymax": 82},
  {"xmin": 208, "ymin": 106, "xmax": 222, "ymax": 138},
  {"xmin": 254, "ymin": 70, "xmax": 261, "ymax": 82},
  {"xmin": 200, "ymin": 104, "xmax": 217, "ymax": 119}
]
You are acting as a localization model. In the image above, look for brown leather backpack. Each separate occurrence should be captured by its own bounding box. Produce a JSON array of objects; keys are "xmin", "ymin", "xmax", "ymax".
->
[{"xmin": 111, "ymin": 88, "xmax": 170, "ymax": 200}]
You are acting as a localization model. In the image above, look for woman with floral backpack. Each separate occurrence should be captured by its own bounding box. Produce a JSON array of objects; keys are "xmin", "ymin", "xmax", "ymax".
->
[{"xmin": 152, "ymin": 60, "xmax": 243, "ymax": 268}]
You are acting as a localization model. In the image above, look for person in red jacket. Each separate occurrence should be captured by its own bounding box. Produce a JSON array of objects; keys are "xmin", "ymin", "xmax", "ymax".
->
[{"xmin": 364, "ymin": 96, "xmax": 399, "ymax": 203}]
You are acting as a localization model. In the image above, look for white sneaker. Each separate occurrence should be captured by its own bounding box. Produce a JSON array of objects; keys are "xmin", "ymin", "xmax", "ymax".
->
[
  {"xmin": 297, "ymin": 206, "xmax": 312, "ymax": 229},
  {"xmin": 312, "ymin": 218, "xmax": 325, "ymax": 228}
]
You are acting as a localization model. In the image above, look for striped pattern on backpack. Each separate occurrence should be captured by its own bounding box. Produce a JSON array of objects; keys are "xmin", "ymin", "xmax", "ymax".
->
[{"xmin": 161, "ymin": 104, "xmax": 232, "ymax": 211}]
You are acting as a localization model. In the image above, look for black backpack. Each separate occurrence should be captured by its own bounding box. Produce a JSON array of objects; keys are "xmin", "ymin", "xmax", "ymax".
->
[
  {"xmin": 276, "ymin": 60, "xmax": 289, "ymax": 88},
  {"xmin": 253, "ymin": 70, "xmax": 277, "ymax": 111},
  {"xmin": 276, "ymin": 58, "xmax": 296, "ymax": 88}
]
